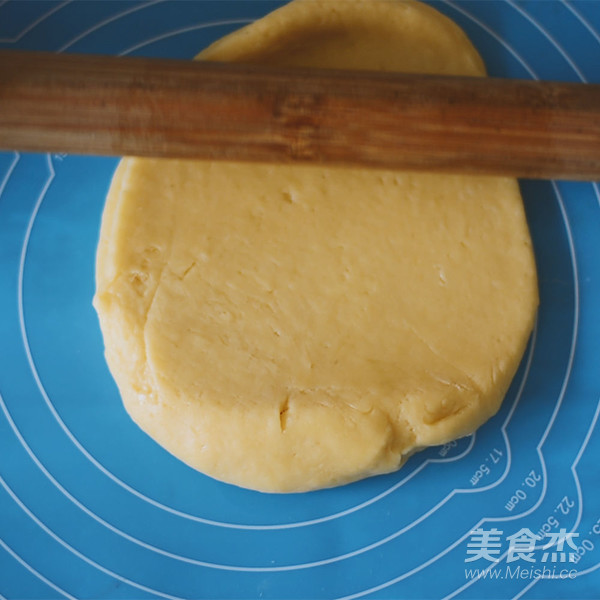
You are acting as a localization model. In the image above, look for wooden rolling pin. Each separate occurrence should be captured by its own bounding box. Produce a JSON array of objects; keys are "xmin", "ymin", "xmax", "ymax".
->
[{"xmin": 0, "ymin": 50, "xmax": 599, "ymax": 180}]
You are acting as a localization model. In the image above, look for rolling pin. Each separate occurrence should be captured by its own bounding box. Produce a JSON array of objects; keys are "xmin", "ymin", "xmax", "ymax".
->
[{"xmin": 0, "ymin": 50, "xmax": 599, "ymax": 180}]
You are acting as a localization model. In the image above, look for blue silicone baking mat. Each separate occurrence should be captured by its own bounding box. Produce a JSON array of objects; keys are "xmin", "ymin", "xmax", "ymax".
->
[{"xmin": 1, "ymin": 1, "xmax": 599, "ymax": 599}]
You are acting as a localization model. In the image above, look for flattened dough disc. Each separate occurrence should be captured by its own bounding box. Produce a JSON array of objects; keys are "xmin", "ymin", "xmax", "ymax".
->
[{"xmin": 94, "ymin": 0, "xmax": 538, "ymax": 492}]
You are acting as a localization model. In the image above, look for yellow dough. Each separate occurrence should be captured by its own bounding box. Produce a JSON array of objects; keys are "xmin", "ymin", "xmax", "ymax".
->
[{"xmin": 94, "ymin": 0, "xmax": 538, "ymax": 492}]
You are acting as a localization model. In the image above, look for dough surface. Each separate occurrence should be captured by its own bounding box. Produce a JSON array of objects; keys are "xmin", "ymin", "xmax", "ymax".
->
[{"xmin": 94, "ymin": 0, "xmax": 538, "ymax": 492}]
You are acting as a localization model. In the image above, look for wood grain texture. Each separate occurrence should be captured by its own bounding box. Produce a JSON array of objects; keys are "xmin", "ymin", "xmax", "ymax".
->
[{"xmin": 0, "ymin": 50, "xmax": 599, "ymax": 180}]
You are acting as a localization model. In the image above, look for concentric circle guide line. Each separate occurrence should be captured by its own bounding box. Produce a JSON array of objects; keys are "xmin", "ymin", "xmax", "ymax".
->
[
  {"xmin": 0, "ymin": 473, "xmax": 185, "ymax": 600},
  {"xmin": 57, "ymin": 0, "xmax": 164, "ymax": 53},
  {"xmin": 513, "ymin": 0, "xmax": 600, "ymax": 219},
  {"xmin": 568, "ymin": 396, "xmax": 600, "ymax": 568},
  {"xmin": 479, "ymin": 384, "xmax": 595, "ymax": 600},
  {"xmin": 0, "ymin": 152, "xmax": 18, "ymax": 202},
  {"xmin": 0, "ymin": 536, "xmax": 77, "ymax": 600},
  {"xmin": 445, "ymin": 3, "xmax": 597, "ymax": 593},
  {"xmin": 446, "ymin": 8, "xmax": 594, "ymax": 600},
  {"xmin": 440, "ymin": 184, "xmax": 584, "ymax": 600},
  {"xmin": 507, "ymin": 0, "xmax": 587, "ymax": 82},
  {"xmin": 565, "ymin": 1, "xmax": 600, "ymax": 47},
  {"xmin": 0, "ymin": 0, "xmax": 71, "ymax": 44},
  {"xmin": 445, "ymin": 0, "xmax": 538, "ymax": 80},
  {"xmin": 511, "ymin": 396, "xmax": 600, "ymax": 600},
  {"xmin": 563, "ymin": 2, "xmax": 600, "ymax": 211},
  {"xmin": 573, "ymin": 559, "xmax": 600, "ymax": 580},
  {"xmin": 512, "ymin": 579, "xmax": 533, "ymax": 600},
  {"xmin": 119, "ymin": 19, "xmax": 255, "ymax": 57}
]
